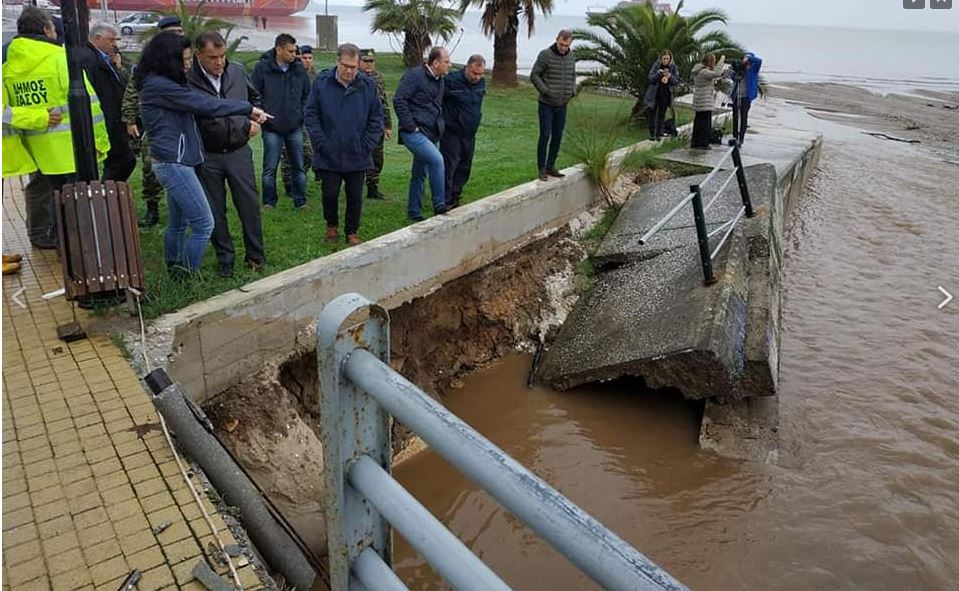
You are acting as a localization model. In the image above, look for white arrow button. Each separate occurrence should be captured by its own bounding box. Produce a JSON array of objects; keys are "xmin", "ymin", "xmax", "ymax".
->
[{"xmin": 939, "ymin": 286, "xmax": 953, "ymax": 309}]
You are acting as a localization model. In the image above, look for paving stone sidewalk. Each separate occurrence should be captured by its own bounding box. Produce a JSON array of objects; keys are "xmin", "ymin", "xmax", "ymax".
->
[{"xmin": 2, "ymin": 177, "xmax": 264, "ymax": 590}]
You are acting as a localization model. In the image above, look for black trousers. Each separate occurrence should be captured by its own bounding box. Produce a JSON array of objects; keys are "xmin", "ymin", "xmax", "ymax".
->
[
  {"xmin": 319, "ymin": 169, "xmax": 364, "ymax": 236},
  {"xmin": 102, "ymin": 140, "xmax": 137, "ymax": 182},
  {"xmin": 732, "ymin": 97, "xmax": 751, "ymax": 143},
  {"xmin": 196, "ymin": 144, "xmax": 265, "ymax": 267},
  {"xmin": 440, "ymin": 132, "xmax": 476, "ymax": 205},
  {"xmin": 691, "ymin": 111, "xmax": 713, "ymax": 148},
  {"xmin": 46, "ymin": 173, "xmax": 76, "ymax": 248},
  {"xmin": 647, "ymin": 94, "xmax": 670, "ymax": 138}
]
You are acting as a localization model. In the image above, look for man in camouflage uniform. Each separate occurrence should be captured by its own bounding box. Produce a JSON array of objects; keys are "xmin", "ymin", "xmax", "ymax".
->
[
  {"xmin": 280, "ymin": 44, "xmax": 315, "ymax": 196},
  {"xmin": 358, "ymin": 48, "xmax": 392, "ymax": 200},
  {"xmin": 120, "ymin": 15, "xmax": 183, "ymax": 227}
]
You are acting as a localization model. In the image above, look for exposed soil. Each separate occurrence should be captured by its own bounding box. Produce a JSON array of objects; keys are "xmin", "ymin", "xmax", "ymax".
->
[{"xmin": 201, "ymin": 229, "xmax": 587, "ymax": 555}]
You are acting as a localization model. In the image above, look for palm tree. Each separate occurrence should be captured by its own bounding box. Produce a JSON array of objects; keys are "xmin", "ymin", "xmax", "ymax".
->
[
  {"xmin": 364, "ymin": 0, "xmax": 461, "ymax": 68},
  {"xmin": 574, "ymin": 1, "xmax": 742, "ymax": 120},
  {"xmin": 459, "ymin": 0, "xmax": 555, "ymax": 87},
  {"xmin": 140, "ymin": 0, "xmax": 247, "ymax": 56}
]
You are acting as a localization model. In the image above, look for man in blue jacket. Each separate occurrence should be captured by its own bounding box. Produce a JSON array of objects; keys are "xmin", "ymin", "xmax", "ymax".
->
[
  {"xmin": 304, "ymin": 43, "xmax": 384, "ymax": 247},
  {"xmin": 252, "ymin": 33, "xmax": 311, "ymax": 210},
  {"xmin": 393, "ymin": 46, "xmax": 451, "ymax": 222},
  {"xmin": 729, "ymin": 51, "xmax": 762, "ymax": 145},
  {"xmin": 440, "ymin": 54, "xmax": 486, "ymax": 209}
]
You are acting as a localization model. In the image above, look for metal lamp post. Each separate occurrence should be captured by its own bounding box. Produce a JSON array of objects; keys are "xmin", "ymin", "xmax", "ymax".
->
[{"xmin": 58, "ymin": 0, "xmax": 98, "ymax": 182}]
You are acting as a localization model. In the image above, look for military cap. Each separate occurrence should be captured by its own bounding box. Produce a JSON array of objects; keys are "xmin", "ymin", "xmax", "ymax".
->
[{"xmin": 158, "ymin": 16, "xmax": 182, "ymax": 29}]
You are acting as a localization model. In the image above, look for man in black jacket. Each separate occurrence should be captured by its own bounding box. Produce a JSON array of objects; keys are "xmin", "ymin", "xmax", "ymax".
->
[
  {"xmin": 252, "ymin": 33, "xmax": 310, "ymax": 210},
  {"xmin": 393, "ymin": 46, "xmax": 451, "ymax": 222},
  {"xmin": 83, "ymin": 21, "xmax": 136, "ymax": 181},
  {"xmin": 440, "ymin": 54, "xmax": 486, "ymax": 209},
  {"xmin": 189, "ymin": 31, "xmax": 266, "ymax": 278}
]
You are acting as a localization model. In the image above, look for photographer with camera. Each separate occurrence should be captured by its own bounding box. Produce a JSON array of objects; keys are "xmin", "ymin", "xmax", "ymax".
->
[
  {"xmin": 643, "ymin": 50, "xmax": 680, "ymax": 141},
  {"xmin": 691, "ymin": 53, "xmax": 728, "ymax": 150},
  {"xmin": 729, "ymin": 51, "xmax": 763, "ymax": 145}
]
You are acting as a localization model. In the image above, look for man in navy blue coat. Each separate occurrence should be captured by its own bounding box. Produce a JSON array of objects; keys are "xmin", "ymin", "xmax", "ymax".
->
[
  {"xmin": 304, "ymin": 43, "xmax": 384, "ymax": 247},
  {"xmin": 440, "ymin": 54, "xmax": 486, "ymax": 209},
  {"xmin": 393, "ymin": 46, "xmax": 451, "ymax": 222}
]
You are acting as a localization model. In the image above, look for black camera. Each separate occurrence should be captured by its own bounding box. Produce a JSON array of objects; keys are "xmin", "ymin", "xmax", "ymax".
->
[{"xmin": 731, "ymin": 60, "xmax": 747, "ymax": 76}]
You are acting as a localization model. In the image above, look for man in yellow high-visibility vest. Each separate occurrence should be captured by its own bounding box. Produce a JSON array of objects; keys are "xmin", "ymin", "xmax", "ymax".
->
[{"xmin": 2, "ymin": 5, "xmax": 110, "ymax": 248}]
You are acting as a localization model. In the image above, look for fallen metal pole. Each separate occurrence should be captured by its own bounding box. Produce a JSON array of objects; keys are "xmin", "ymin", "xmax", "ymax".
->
[
  {"xmin": 343, "ymin": 348, "xmax": 689, "ymax": 591},
  {"xmin": 151, "ymin": 381, "xmax": 317, "ymax": 591},
  {"xmin": 638, "ymin": 191, "xmax": 696, "ymax": 246},
  {"xmin": 349, "ymin": 455, "xmax": 511, "ymax": 591},
  {"xmin": 711, "ymin": 206, "xmax": 746, "ymax": 260},
  {"xmin": 696, "ymin": 146, "xmax": 735, "ymax": 188},
  {"xmin": 704, "ymin": 167, "xmax": 739, "ymax": 213}
]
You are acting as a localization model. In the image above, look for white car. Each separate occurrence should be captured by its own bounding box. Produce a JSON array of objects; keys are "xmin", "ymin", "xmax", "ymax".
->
[{"xmin": 117, "ymin": 12, "xmax": 160, "ymax": 36}]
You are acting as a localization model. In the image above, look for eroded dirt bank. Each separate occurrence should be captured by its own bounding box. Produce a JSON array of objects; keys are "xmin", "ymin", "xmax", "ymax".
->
[{"xmin": 201, "ymin": 229, "xmax": 586, "ymax": 554}]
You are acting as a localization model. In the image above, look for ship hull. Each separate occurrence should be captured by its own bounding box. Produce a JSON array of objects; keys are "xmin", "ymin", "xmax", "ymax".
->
[{"xmin": 72, "ymin": 0, "xmax": 309, "ymax": 17}]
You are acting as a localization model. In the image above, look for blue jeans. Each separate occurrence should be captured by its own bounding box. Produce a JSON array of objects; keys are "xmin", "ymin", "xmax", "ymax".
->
[
  {"xmin": 400, "ymin": 130, "xmax": 446, "ymax": 218},
  {"xmin": 262, "ymin": 129, "xmax": 306, "ymax": 207},
  {"xmin": 153, "ymin": 161, "xmax": 214, "ymax": 271},
  {"xmin": 537, "ymin": 102, "xmax": 567, "ymax": 171}
]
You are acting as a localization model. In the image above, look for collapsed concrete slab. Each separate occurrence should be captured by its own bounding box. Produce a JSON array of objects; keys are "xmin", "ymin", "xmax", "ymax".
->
[
  {"xmin": 539, "ymin": 229, "xmax": 749, "ymax": 400},
  {"xmin": 540, "ymin": 122, "xmax": 822, "ymax": 461}
]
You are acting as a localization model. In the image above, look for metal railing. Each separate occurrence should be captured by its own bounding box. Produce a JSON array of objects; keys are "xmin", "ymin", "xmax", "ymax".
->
[
  {"xmin": 317, "ymin": 293, "xmax": 689, "ymax": 591},
  {"xmin": 638, "ymin": 140, "xmax": 754, "ymax": 285}
]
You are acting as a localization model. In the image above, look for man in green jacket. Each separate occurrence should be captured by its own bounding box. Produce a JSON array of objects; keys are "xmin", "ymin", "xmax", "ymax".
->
[
  {"xmin": 359, "ymin": 48, "xmax": 393, "ymax": 200},
  {"xmin": 530, "ymin": 29, "xmax": 576, "ymax": 182}
]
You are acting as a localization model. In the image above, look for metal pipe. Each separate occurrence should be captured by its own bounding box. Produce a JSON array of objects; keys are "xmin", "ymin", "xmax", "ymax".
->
[
  {"xmin": 703, "ymin": 167, "xmax": 739, "ymax": 213},
  {"xmin": 343, "ymin": 349, "xmax": 689, "ymax": 591},
  {"xmin": 710, "ymin": 206, "xmax": 746, "ymax": 260},
  {"xmin": 707, "ymin": 216, "xmax": 736, "ymax": 239},
  {"xmin": 353, "ymin": 548, "xmax": 409, "ymax": 591},
  {"xmin": 690, "ymin": 185, "xmax": 716, "ymax": 285},
  {"xmin": 152, "ymin": 383, "xmax": 317, "ymax": 591},
  {"xmin": 637, "ymin": 191, "xmax": 695, "ymax": 246},
  {"xmin": 695, "ymin": 146, "xmax": 734, "ymax": 188},
  {"xmin": 349, "ymin": 455, "xmax": 511, "ymax": 591}
]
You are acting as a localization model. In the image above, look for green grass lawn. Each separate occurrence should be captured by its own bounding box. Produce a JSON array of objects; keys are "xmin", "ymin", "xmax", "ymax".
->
[{"xmin": 131, "ymin": 51, "xmax": 692, "ymax": 317}]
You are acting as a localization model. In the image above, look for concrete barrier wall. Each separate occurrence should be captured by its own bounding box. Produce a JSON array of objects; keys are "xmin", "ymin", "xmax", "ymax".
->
[
  {"xmin": 156, "ymin": 165, "xmax": 603, "ymax": 401},
  {"xmin": 152, "ymin": 117, "xmax": 713, "ymax": 403}
]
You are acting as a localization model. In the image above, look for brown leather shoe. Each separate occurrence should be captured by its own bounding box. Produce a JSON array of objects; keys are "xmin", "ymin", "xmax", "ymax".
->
[
  {"xmin": 326, "ymin": 226, "xmax": 339, "ymax": 244},
  {"xmin": 546, "ymin": 168, "xmax": 566, "ymax": 178},
  {"xmin": 538, "ymin": 169, "xmax": 549, "ymax": 181},
  {"xmin": 3, "ymin": 253, "xmax": 22, "ymax": 264},
  {"xmin": 2, "ymin": 261, "xmax": 22, "ymax": 275},
  {"xmin": 346, "ymin": 234, "xmax": 362, "ymax": 247}
]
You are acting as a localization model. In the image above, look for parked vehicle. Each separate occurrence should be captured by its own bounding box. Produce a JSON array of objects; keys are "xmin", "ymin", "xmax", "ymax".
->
[{"xmin": 117, "ymin": 12, "xmax": 158, "ymax": 35}]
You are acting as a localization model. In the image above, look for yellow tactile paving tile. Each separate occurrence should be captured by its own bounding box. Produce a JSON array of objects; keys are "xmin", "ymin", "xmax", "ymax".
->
[{"xmin": 2, "ymin": 178, "xmax": 263, "ymax": 590}]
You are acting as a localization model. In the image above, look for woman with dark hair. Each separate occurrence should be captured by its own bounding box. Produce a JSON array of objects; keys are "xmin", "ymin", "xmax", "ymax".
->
[
  {"xmin": 691, "ymin": 52, "xmax": 727, "ymax": 150},
  {"xmin": 643, "ymin": 50, "xmax": 680, "ymax": 141},
  {"xmin": 137, "ymin": 31, "xmax": 269, "ymax": 276}
]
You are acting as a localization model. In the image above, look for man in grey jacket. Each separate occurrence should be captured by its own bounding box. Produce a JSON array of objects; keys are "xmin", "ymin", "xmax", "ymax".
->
[
  {"xmin": 530, "ymin": 29, "xmax": 576, "ymax": 181},
  {"xmin": 188, "ymin": 31, "xmax": 266, "ymax": 278}
]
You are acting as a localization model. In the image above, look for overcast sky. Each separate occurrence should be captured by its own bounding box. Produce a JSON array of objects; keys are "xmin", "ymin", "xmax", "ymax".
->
[{"xmin": 550, "ymin": 0, "xmax": 959, "ymax": 31}]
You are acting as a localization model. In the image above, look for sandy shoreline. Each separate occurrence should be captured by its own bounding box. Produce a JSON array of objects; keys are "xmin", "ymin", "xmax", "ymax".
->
[{"xmin": 769, "ymin": 83, "xmax": 959, "ymax": 162}]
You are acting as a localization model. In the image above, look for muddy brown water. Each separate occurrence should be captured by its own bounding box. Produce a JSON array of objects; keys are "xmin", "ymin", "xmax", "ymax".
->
[{"xmin": 391, "ymin": 107, "xmax": 959, "ymax": 590}]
